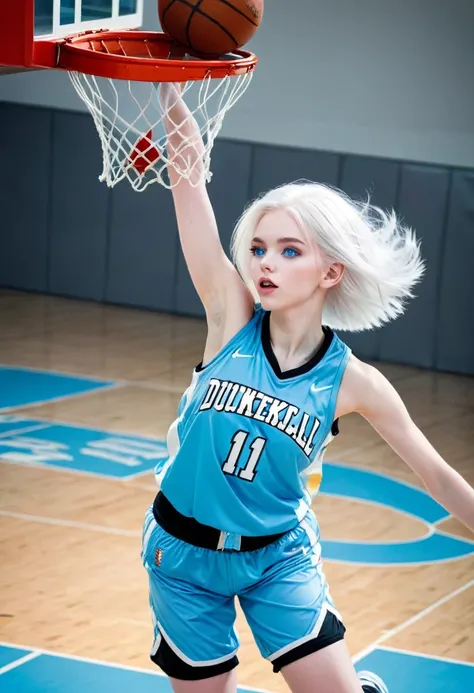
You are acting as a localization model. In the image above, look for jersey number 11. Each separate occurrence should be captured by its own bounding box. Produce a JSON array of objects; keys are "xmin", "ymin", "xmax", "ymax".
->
[{"xmin": 222, "ymin": 431, "xmax": 267, "ymax": 482}]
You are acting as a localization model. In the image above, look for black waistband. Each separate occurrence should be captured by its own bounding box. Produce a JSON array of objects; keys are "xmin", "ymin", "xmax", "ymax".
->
[{"xmin": 152, "ymin": 491, "xmax": 287, "ymax": 552}]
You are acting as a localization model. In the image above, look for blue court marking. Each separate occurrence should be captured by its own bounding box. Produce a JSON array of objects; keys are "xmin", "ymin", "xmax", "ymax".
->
[
  {"xmin": 321, "ymin": 530, "xmax": 474, "ymax": 564},
  {"xmin": 320, "ymin": 463, "xmax": 448, "ymax": 523},
  {"xmin": 0, "ymin": 355, "xmax": 472, "ymax": 562},
  {"xmin": 355, "ymin": 646, "xmax": 474, "ymax": 693},
  {"xmin": 2, "ymin": 413, "xmax": 473, "ymax": 562},
  {"xmin": 0, "ymin": 416, "xmax": 46, "ymax": 437},
  {"xmin": 0, "ymin": 644, "xmax": 266, "ymax": 693},
  {"xmin": 0, "ymin": 645, "xmax": 32, "ymax": 669},
  {"xmin": 0, "ymin": 366, "xmax": 115, "ymax": 410},
  {"xmin": 1, "ymin": 643, "xmax": 472, "ymax": 693},
  {"xmin": 0, "ymin": 415, "xmax": 167, "ymax": 479},
  {"xmin": 318, "ymin": 463, "xmax": 474, "ymax": 565}
]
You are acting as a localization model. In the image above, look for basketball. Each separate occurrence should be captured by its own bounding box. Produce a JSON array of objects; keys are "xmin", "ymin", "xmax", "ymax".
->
[{"xmin": 158, "ymin": 0, "xmax": 264, "ymax": 58}]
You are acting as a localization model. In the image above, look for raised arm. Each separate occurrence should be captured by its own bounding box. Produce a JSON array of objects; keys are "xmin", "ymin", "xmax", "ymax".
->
[{"xmin": 160, "ymin": 83, "xmax": 253, "ymax": 347}]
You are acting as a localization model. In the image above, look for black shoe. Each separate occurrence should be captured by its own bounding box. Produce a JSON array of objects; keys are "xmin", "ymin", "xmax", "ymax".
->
[{"xmin": 358, "ymin": 670, "xmax": 389, "ymax": 693}]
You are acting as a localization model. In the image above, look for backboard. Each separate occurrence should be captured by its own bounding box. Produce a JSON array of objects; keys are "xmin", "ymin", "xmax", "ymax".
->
[
  {"xmin": 35, "ymin": 0, "xmax": 144, "ymax": 38},
  {"xmin": 0, "ymin": 0, "xmax": 257, "ymax": 192},
  {"xmin": 0, "ymin": 0, "xmax": 144, "ymax": 73}
]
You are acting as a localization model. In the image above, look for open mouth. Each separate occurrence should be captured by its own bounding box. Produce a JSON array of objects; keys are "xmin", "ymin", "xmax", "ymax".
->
[{"xmin": 259, "ymin": 279, "xmax": 278, "ymax": 289}]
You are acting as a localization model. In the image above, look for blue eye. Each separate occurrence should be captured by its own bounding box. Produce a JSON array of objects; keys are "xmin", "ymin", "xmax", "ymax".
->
[
  {"xmin": 251, "ymin": 247, "xmax": 265, "ymax": 257},
  {"xmin": 283, "ymin": 247, "xmax": 299, "ymax": 258}
]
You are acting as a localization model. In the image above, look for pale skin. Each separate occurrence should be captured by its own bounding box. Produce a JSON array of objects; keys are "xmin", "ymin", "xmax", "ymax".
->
[{"xmin": 160, "ymin": 83, "xmax": 474, "ymax": 693}]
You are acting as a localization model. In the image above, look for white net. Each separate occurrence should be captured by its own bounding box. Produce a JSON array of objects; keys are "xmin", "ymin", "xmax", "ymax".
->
[{"xmin": 68, "ymin": 69, "xmax": 253, "ymax": 192}]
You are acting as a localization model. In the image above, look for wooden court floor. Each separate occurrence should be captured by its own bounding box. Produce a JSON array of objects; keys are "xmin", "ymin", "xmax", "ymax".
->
[{"xmin": 1, "ymin": 289, "xmax": 473, "ymax": 692}]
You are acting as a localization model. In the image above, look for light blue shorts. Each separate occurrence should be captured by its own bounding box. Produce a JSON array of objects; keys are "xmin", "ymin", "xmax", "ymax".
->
[{"xmin": 141, "ymin": 506, "xmax": 345, "ymax": 680}]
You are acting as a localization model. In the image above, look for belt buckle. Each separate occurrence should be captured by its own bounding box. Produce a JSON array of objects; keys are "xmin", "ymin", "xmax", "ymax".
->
[{"xmin": 217, "ymin": 531, "xmax": 242, "ymax": 551}]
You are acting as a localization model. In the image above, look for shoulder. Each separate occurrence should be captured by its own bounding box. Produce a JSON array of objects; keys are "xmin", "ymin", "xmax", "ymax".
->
[
  {"xmin": 335, "ymin": 354, "xmax": 401, "ymax": 420},
  {"xmin": 342, "ymin": 355, "xmax": 381, "ymax": 387}
]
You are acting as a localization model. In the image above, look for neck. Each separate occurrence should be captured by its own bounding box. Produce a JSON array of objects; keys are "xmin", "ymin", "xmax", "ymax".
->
[{"xmin": 268, "ymin": 300, "xmax": 326, "ymax": 367}]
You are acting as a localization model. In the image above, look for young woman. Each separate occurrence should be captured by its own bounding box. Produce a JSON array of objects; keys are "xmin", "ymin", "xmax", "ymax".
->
[{"xmin": 141, "ymin": 84, "xmax": 474, "ymax": 693}]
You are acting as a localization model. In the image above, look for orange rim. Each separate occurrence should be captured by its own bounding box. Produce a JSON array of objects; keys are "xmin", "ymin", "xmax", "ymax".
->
[{"xmin": 34, "ymin": 30, "xmax": 258, "ymax": 82}]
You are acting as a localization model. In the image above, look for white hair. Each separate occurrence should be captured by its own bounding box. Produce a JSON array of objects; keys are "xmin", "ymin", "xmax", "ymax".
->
[{"xmin": 230, "ymin": 181, "xmax": 425, "ymax": 332}]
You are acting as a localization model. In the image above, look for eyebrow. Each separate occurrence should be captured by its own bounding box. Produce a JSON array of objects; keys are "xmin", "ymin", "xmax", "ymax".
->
[{"xmin": 252, "ymin": 236, "xmax": 306, "ymax": 245}]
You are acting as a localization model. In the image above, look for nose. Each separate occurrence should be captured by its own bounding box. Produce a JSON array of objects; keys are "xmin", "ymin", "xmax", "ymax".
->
[{"xmin": 260, "ymin": 253, "xmax": 275, "ymax": 272}]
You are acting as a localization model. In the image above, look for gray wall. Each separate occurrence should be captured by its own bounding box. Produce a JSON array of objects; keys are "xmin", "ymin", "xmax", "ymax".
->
[
  {"xmin": 0, "ymin": 0, "xmax": 473, "ymax": 167},
  {"xmin": 0, "ymin": 101, "xmax": 473, "ymax": 376},
  {"xmin": 0, "ymin": 0, "xmax": 473, "ymax": 375}
]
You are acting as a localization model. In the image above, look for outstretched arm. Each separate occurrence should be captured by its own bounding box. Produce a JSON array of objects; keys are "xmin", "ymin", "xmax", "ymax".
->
[
  {"xmin": 339, "ymin": 358, "xmax": 474, "ymax": 533},
  {"xmin": 160, "ymin": 83, "xmax": 253, "ymax": 340}
]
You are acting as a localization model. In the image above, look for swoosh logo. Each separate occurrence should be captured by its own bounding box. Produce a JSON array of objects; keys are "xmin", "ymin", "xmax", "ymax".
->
[
  {"xmin": 232, "ymin": 349, "xmax": 254, "ymax": 359},
  {"xmin": 310, "ymin": 384, "xmax": 332, "ymax": 393}
]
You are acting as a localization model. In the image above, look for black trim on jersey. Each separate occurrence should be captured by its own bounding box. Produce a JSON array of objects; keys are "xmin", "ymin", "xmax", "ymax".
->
[
  {"xmin": 261, "ymin": 311, "xmax": 334, "ymax": 380},
  {"xmin": 150, "ymin": 635, "xmax": 239, "ymax": 680},
  {"xmin": 331, "ymin": 418, "xmax": 339, "ymax": 436},
  {"xmin": 271, "ymin": 610, "xmax": 346, "ymax": 673}
]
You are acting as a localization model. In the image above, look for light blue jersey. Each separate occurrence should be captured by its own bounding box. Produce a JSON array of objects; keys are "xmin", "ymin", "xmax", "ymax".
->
[{"xmin": 156, "ymin": 307, "xmax": 351, "ymax": 537}]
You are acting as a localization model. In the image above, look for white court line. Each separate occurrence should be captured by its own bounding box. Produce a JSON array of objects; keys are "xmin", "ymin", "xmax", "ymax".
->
[
  {"xmin": 433, "ymin": 514, "xmax": 453, "ymax": 527},
  {"xmin": 0, "ymin": 651, "xmax": 41, "ymax": 675},
  {"xmin": 1, "ymin": 456, "xmax": 472, "ymax": 561},
  {"xmin": 0, "ymin": 364, "xmax": 112, "ymax": 384},
  {"xmin": 0, "ymin": 510, "xmax": 140, "ymax": 537},
  {"xmin": 0, "ymin": 382, "xmax": 124, "ymax": 414},
  {"xmin": 316, "ymin": 493, "xmax": 474, "ymax": 550},
  {"xmin": 1, "ymin": 506, "xmax": 471, "ymax": 568},
  {"xmin": 376, "ymin": 645, "xmax": 474, "ymax": 668},
  {"xmin": 0, "ymin": 411, "xmax": 164, "ymax": 442},
  {"xmin": 434, "ymin": 528, "xmax": 474, "ymax": 546},
  {"xmin": 0, "ymin": 363, "xmax": 186, "ymax": 396},
  {"xmin": 0, "ymin": 457, "xmax": 154, "ymax": 482},
  {"xmin": 353, "ymin": 578, "xmax": 474, "ymax": 663},
  {"xmin": 0, "ymin": 412, "xmax": 167, "ymax": 482},
  {"xmin": 0, "ymin": 641, "xmax": 272, "ymax": 692},
  {"xmin": 322, "ymin": 553, "xmax": 474, "ymax": 568},
  {"xmin": 0, "ymin": 423, "xmax": 51, "ymax": 439},
  {"xmin": 317, "ymin": 492, "xmax": 435, "ymax": 538},
  {"xmin": 122, "ymin": 467, "xmax": 162, "ymax": 480},
  {"xmin": 326, "ymin": 462, "xmax": 448, "ymax": 503}
]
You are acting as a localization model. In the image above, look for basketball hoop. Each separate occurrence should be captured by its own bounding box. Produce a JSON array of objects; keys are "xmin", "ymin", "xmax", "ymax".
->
[{"xmin": 35, "ymin": 31, "xmax": 257, "ymax": 191}]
